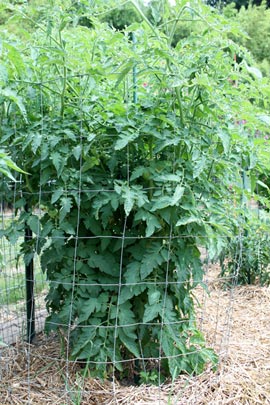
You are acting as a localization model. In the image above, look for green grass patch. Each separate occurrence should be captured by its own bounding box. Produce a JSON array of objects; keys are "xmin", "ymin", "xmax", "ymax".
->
[
  {"xmin": 0, "ymin": 267, "xmax": 46, "ymax": 306},
  {"xmin": 0, "ymin": 234, "xmax": 47, "ymax": 306}
]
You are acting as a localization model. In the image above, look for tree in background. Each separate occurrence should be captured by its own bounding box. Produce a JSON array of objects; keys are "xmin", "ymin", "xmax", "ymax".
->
[
  {"xmin": 235, "ymin": 2, "xmax": 270, "ymax": 75},
  {"xmin": 207, "ymin": 0, "xmax": 270, "ymax": 10}
]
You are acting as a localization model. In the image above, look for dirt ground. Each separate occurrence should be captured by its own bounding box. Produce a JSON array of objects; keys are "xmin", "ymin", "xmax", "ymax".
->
[{"xmin": 0, "ymin": 265, "xmax": 270, "ymax": 404}]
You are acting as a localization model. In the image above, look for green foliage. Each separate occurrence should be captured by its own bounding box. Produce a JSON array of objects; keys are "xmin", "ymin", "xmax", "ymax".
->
[
  {"xmin": 0, "ymin": 265, "xmax": 45, "ymax": 306},
  {"xmin": 101, "ymin": 2, "xmax": 143, "ymax": 30},
  {"xmin": 207, "ymin": 0, "xmax": 270, "ymax": 11},
  {"xmin": 226, "ymin": 2, "xmax": 270, "ymax": 75},
  {"xmin": 139, "ymin": 369, "xmax": 160, "ymax": 385},
  {"xmin": 250, "ymin": 126, "xmax": 270, "ymax": 207},
  {"xmin": 0, "ymin": 150, "xmax": 26, "ymax": 181},
  {"xmin": 220, "ymin": 212, "xmax": 270, "ymax": 285},
  {"xmin": 1, "ymin": 0, "xmax": 269, "ymax": 382},
  {"xmin": 238, "ymin": 2, "xmax": 270, "ymax": 62}
]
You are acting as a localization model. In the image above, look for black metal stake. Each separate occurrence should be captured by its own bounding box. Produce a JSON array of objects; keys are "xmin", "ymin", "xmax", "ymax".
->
[{"xmin": 25, "ymin": 214, "xmax": 35, "ymax": 343}]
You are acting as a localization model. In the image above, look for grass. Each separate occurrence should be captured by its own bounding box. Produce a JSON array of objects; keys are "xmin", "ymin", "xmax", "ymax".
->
[
  {"xmin": 0, "ymin": 218, "xmax": 47, "ymax": 307},
  {"xmin": 0, "ymin": 266, "xmax": 46, "ymax": 306}
]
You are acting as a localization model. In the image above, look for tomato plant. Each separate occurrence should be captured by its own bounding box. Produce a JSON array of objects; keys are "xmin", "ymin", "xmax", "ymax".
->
[{"xmin": 1, "ymin": 0, "xmax": 269, "ymax": 381}]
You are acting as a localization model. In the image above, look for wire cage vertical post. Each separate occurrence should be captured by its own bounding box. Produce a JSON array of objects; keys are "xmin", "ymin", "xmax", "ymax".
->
[{"xmin": 24, "ymin": 205, "xmax": 35, "ymax": 343}]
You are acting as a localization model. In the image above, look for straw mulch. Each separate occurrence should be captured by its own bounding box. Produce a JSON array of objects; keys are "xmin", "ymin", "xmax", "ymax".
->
[{"xmin": 0, "ymin": 266, "xmax": 270, "ymax": 404}]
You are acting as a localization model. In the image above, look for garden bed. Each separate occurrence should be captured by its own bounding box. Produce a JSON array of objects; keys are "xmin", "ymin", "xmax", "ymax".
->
[{"xmin": 0, "ymin": 265, "xmax": 269, "ymax": 404}]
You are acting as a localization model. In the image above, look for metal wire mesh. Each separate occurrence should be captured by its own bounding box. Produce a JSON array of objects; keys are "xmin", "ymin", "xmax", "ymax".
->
[{"xmin": 0, "ymin": 69, "xmax": 267, "ymax": 405}]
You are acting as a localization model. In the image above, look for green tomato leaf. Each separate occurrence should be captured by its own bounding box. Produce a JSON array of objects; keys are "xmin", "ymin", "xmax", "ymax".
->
[
  {"xmin": 27, "ymin": 215, "xmax": 40, "ymax": 235},
  {"xmin": 59, "ymin": 197, "xmax": 73, "ymax": 223},
  {"xmin": 171, "ymin": 185, "xmax": 185, "ymax": 206},
  {"xmin": 123, "ymin": 187, "xmax": 135, "ymax": 216},
  {"xmin": 143, "ymin": 303, "xmax": 162, "ymax": 323},
  {"xmin": 118, "ymin": 328, "xmax": 141, "ymax": 358},
  {"xmin": 51, "ymin": 189, "xmax": 63, "ymax": 204},
  {"xmin": 176, "ymin": 215, "xmax": 201, "ymax": 227}
]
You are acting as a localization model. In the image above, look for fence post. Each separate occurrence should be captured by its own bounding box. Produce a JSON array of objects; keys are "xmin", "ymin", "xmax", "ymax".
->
[{"xmin": 25, "ymin": 205, "xmax": 35, "ymax": 343}]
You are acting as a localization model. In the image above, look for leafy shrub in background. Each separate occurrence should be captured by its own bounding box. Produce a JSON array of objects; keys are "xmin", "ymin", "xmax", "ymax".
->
[
  {"xmin": 220, "ymin": 212, "xmax": 270, "ymax": 285},
  {"xmin": 1, "ymin": 0, "xmax": 270, "ymax": 382},
  {"xmin": 224, "ymin": 1, "xmax": 270, "ymax": 76},
  {"xmin": 254, "ymin": 134, "xmax": 270, "ymax": 206},
  {"xmin": 0, "ymin": 151, "xmax": 26, "ymax": 269},
  {"xmin": 237, "ymin": 2, "xmax": 270, "ymax": 65}
]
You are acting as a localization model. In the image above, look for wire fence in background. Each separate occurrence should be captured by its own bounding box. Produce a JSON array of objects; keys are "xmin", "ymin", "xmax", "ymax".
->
[{"xmin": 0, "ymin": 202, "xmax": 47, "ymax": 345}]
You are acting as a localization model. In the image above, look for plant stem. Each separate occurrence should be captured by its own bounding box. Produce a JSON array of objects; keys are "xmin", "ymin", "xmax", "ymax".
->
[
  {"xmin": 175, "ymin": 87, "xmax": 185, "ymax": 161},
  {"xmin": 175, "ymin": 86, "xmax": 184, "ymax": 125},
  {"xmin": 60, "ymin": 65, "xmax": 67, "ymax": 118},
  {"xmin": 130, "ymin": 0, "xmax": 160, "ymax": 40},
  {"xmin": 149, "ymin": 137, "xmax": 154, "ymax": 199}
]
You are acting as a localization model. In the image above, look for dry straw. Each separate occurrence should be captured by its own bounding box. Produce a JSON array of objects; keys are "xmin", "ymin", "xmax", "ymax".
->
[{"xmin": 1, "ymin": 265, "xmax": 270, "ymax": 404}]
